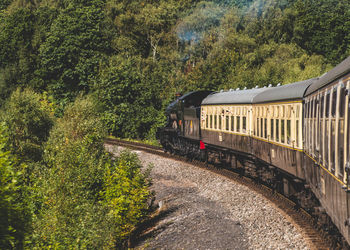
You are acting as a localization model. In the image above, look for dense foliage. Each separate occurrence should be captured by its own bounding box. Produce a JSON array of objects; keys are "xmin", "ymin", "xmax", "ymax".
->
[
  {"xmin": 0, "ymin": 0, "xmax": 349, "ymax": 247},
  {"xmin": 0, "ymin": 125, "xmax": 29, "ymax": 249},
  {"xmin": 1, "ymin": 88, "xmax": 54, "ymax": 162},
  {"xmin": 0, "ymin": 0, "xmax": 349, "ymax": 138},
  {"xmin": 0, "ymin": 93, "xmax": 152, "ymax": 248}
]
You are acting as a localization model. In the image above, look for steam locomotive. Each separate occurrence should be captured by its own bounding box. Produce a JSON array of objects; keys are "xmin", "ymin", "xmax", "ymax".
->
[{"xmin": 157, "ymin": 55, "xmax": 350, "ymax": 245}]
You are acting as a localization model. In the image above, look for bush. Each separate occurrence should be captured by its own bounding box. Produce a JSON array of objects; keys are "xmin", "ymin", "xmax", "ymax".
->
[
  {"xmin": 0, "ymin": 124, "xmax": 29, "ymax": 249},
  {"xmin": 31, "ymin": 94, "xmax": 112, "ymax": 248},
  {"xmin": 1, "ymin": 88, "xmax": 54, "ymax": 162},
  {"xmin": 102, "ymin": 150, "xmax": 152, "ymax": 247},
  {"xmin": 32, "ymin": 94, "xmax": 152, "ymax": 248}
]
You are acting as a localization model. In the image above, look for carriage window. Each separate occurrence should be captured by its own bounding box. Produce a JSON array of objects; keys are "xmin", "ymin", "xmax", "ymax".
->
[
  {"xmin": 243, "ymin": 116, "xmax": 247, "ymax": 133},
  {"xmin": 260, "ymin": 118, "xmax": 263, "ymax": 137},
  {"xmin": 219, "ymin": 115, "xmax": 222, "ymax": 130},
  {"xmin": 257, "ymin": 118, "xmax": 260, "ymax": 136},
  {"xmin": 281, "ymin": 120, "xmax": 285, "ymax": 143},
  {"xmin": 264, "ymin": 118, "xmax": 267, "ymax": 139},
  {"xmin": 332, "ymin": 88, "xmax": 337, "ymax": 117},
  {"xmin": 310, "ymin": 99, "xmax": 313, "ymax": 118},
  {"xmin": 287, "ymin": 120, "xmax": 291, "ymax": 145},
  {"xmin": 325, "ymin": 91, "xmax": 330, "ymax": 118},
  {"xmin": 226, "ymin": 116, "xmax": 229, "ymax": 131},
  {"xmin": 320, "ymin": 95, "xmax": 324, "ymax": 118},
  {"xmin": 210, "ymin": 115, "xmax": 213, "ymax": 128},
  {"xmin": 340, "ymin": 85, "xmax": 346, "ymax": 117},
  {"xmin": 231, "ymin": 116, "xmax": 235, "ymax": 131},
  {"xmin": 214, "ymin": 115, "xmax": 217, "ymax": 129},
  {"xmin": 305, "ymin": 101, "xmax": 309, "ymax": 119},
  {"xmin": 206, "ymin": 115, "xmax": 208, "ymax": 128},
  {"xmin": 296, "ymin": 120, "xmax": 299, "ymax": 147},
  {"xmin": 276, "ymin": 119, "xmax": 279, "ymax": 142},
  {"xmin": 237, "ymin": 116, "xmax": 241, "ymax": 132},
  {"xmin": 339, "ymin": 119, "xmax": 344, "ymax": 178},
  {"xmin": 271, "ymin": 119, "xmax": 274, "ymax": 140}
]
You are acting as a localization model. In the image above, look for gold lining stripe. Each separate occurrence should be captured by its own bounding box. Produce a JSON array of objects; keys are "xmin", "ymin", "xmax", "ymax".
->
[{"xmin": 304, "ymin": 152, "xmax": 346, "ymax": 186}]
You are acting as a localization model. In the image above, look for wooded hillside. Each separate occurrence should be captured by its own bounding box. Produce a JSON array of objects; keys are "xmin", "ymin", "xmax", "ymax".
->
[{"xmin": 1, "ymin": 0, "xmax": 349, "ymax": 138}]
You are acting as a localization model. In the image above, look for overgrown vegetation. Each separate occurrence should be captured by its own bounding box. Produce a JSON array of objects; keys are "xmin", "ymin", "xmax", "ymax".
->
[
  {"xmin": 0, "ymin": 94, "xmax": 152, "ymax": 248},
  {"xmin": 0, "ymin": 0, "xmax": 349, "ymax": 247}
]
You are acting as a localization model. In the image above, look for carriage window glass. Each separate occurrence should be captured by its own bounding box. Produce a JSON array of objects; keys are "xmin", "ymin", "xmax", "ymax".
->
[
  {"xmin": 339, "ymin": 119, "xmax": 344, "ymax": 178},
  {"xmin": 311, "ymin": 99, "xmax": 314, "ymax": 118},
  {"xmin": 214, "ymin": 115, "xmax": 217, "ymax": 129},
  {"xmin": 305, "ymin": 101, "xmax": 309, "ymax": 119},
  {"xmin": 281, "ymin": 119, "xmax": 285, "ymax": 143},
  {"xmin": 320, "ymin": 95, "xmax": 324, "ymax": 118},
  {"xmin": 231, "ymin": 116, "xmax": 234, "ymax": 131},
  {"xmin": 331, "ymin": 88, "xmax": 337, "ymax": 117},
  {"xmin": 260, "ymin": 117, "xmax": 263, "ymax": 137},
  {"xmin": 287, "ymin": 120, "xmax": 291, "ymax": 145},
  {"xmin": 257, "ymin": 118, "xmax": 259, "ymax": 136},
  {"xmin": 314, "ymin": 98, "xmax": 317, "ymax": 118},
  {"xmin": 264, "ymin": 118, "xmax": 267, "ymax": 139},
  {"xmin": 237, "ymin": 116, "xmax": 240, "ymax": 132},
  {"xmin": 219, "ymin": 115, "xmax": 222, "ymax": 130},
  {"xmin": 206, "ymin": 115, "xmax": 208, "ymax": 128},
  {"xmin": 325, "ymin": 91, "xmax": 330, "ymax": 118},
  {"xmin": 276, "ymin": 119, "xmax": 279, "ymax": 142},
  {"xmin": 296, "ymin": 120, "xmax": 299, "ymax": 147},
  {"xmin": 339, "ymin": 85, "xmax": 345, "ymax": 117},
  {"xmin": 270, "ymin": 119, "xmax": 274, "ymax": 140},
  {"xmin": 226, "ymin": 116, "xmax": 229, "ymax": 131},
  {"xmin": 243, "ymin": 116, "xmax": 247, "ymax": 133}
]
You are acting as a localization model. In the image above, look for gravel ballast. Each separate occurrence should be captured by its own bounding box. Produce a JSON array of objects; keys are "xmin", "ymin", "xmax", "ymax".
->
[{"xmin": 106, "ymin": 145, "xmax": 309, "ymax": 249}]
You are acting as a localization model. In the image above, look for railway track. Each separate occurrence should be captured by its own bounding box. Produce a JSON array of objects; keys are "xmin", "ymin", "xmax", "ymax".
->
[{"xmin": 105, "ymin": 138, "xmax": 340, "ymax": 249}]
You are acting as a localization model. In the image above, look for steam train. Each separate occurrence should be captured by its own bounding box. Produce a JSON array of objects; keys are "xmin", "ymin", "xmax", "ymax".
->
[{"xmin": 157, "ymin": 55, "xmax": 350, "ymax": 245}]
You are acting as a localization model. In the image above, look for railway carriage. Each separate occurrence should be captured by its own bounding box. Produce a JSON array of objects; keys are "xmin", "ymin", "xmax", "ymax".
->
[
  {"xmin": 251, "ymin": 79, "xmax": 316, "ymax": 180},
  {"xmin": 200, "ymin": 88, "xmax": 266, "ymax": 157},
  {"xmin": 303, "ymin": 56, "xmax": 350, "ymax": 244},
  {"xmin": 157, "ymin": 55, "xmax": 350, "ymax": 246}
]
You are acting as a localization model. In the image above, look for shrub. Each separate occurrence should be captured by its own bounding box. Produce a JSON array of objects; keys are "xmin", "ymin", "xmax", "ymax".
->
[
  {"xmin": 102, "ymin": 150, "xmax": 152, "ymax": 247},
  {"xmin": 31, "ymin": 94, "xmax": 112, "ymax": 248},
  {"xmin": 1, "ymin": 88, "xmax": 54, "ymax": 162},
  {"xmin": 0, "ymin": 124, "xmax": 29, "ymax": 249},
  {"xmin": 30, "ymin": 94, "xmax": 153, "ymax": 248}
]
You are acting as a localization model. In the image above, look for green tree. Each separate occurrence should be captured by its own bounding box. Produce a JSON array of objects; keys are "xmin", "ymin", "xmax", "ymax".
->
[
  {"xmin": 37, "ymin": 1, "xmax": 111, "ymax": 104},
  {"xmin": 103, "ymin": 150, "xmax": 152, "ymax": 247},
  {"xmin": 0, "ymin": 124, "xmax": 29, "ymax": 249},
  {"xmin": 96, "ymin": 55, "xmax": 164, "ymax": 139},
  {"xmin": 293, "ymin": 0, "xmax": 350, "ymax": 64},
  {"xmin": 32, "ymin": 95, "xmax": 112, "ymax": 248},
  {"xmin": 1, "ymin": 88, "xmax": 54, "ymax": 162}
]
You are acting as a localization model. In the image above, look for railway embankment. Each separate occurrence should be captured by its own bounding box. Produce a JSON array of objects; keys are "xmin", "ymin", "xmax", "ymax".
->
[{"xmin": 106, "ymin": 144, "xmax": 310, "ymax": 249}]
